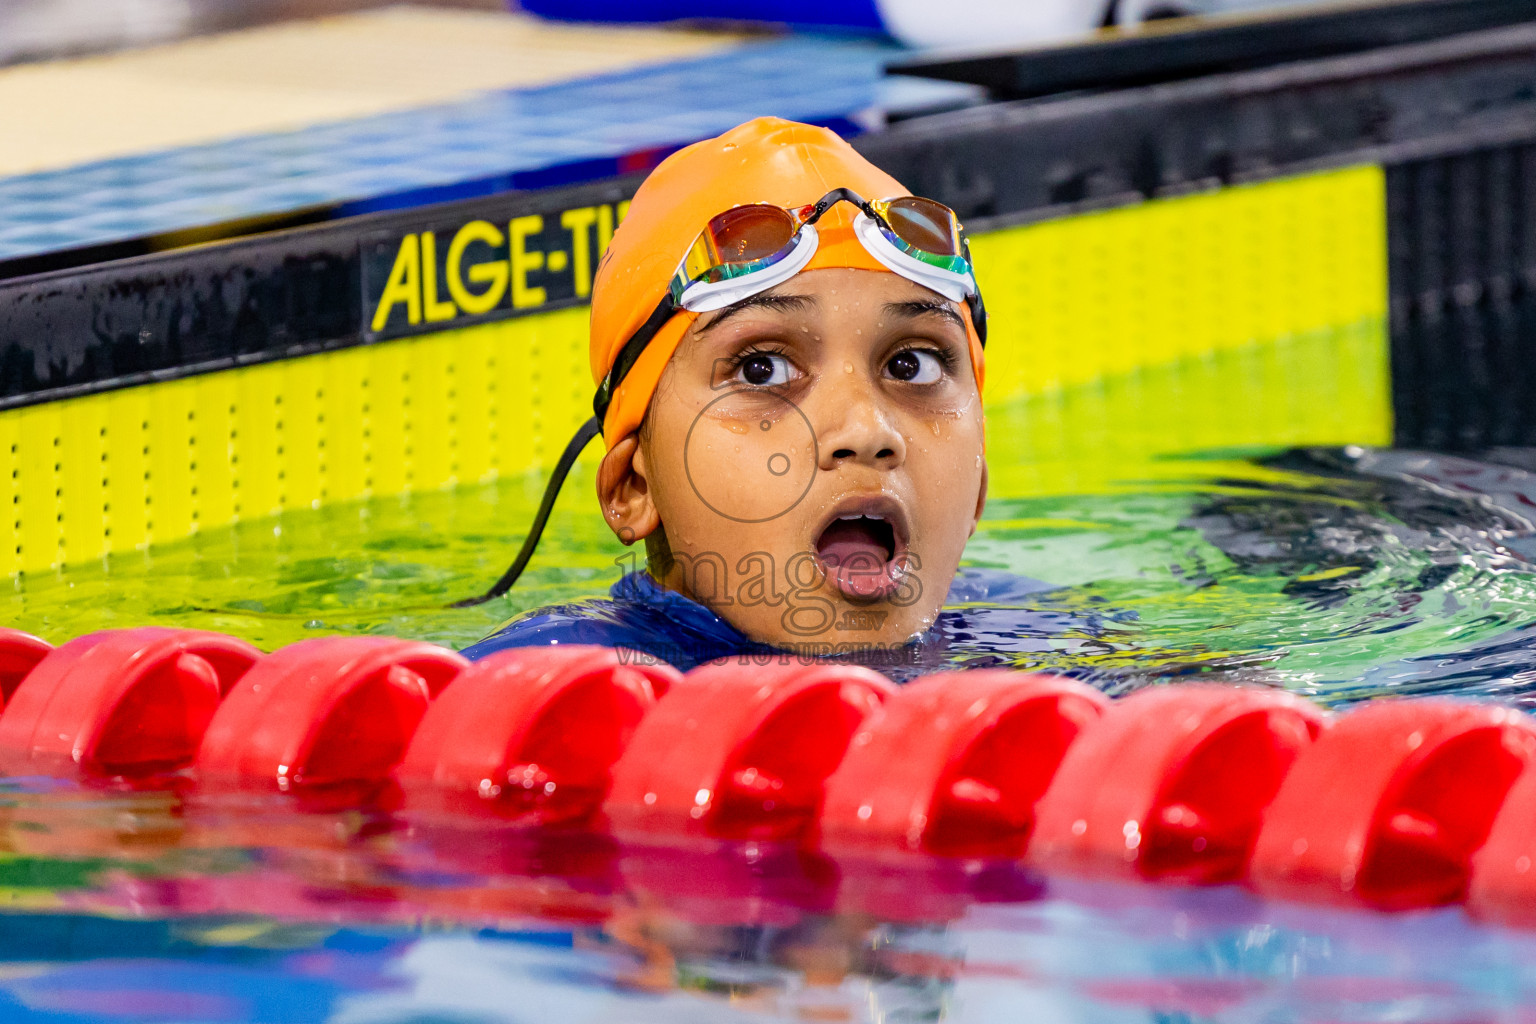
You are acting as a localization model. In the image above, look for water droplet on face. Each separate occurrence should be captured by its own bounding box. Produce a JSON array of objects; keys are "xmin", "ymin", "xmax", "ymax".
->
[{"xmin": 930, "ymin": 420, "xmax": 942, "ymax": 437}]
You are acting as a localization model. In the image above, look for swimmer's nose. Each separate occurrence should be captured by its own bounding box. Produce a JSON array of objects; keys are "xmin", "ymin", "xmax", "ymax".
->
[{"xmin": 815, "ymin": 381, "xmax": 906, "ymax": 470}]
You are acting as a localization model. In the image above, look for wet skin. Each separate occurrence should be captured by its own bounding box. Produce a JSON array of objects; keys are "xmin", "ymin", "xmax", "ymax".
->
[{"xmin": 598, "ymin": 267, "xmax": 987, "ymax": 651}]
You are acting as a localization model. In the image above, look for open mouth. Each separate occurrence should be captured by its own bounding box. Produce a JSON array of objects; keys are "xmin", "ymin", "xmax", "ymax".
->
[{"xmin": 813, "ymin": 499, "xmax": 910, "ymax": 602}]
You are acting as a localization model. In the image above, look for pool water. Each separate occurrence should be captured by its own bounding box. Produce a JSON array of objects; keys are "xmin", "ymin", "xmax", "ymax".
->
[
  {"xmin": 12, "ymin": 425, "xmax": 1536, "ymax": 706},
  {"xmin": 8, "ymin": 331, "xmax": 1536, "ymax": 1019},
  {"xmin": 3, "ymin": 781, "xmax": 1536, "ymax": 1021}
]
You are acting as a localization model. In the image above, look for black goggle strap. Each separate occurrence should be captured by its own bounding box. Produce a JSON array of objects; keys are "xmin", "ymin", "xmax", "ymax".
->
[
  {"xmin": 459, "ymin": 281, "xmax": 679, "ymax": 606},
  {"xmin": 957, "ymin": 233, "xmax": 987, "ymax": 345},
  {"xmin": 966, "ymin": 292, "xmax": 988, "ymax": 346},
  {"xmin": 592, "ymin": 289, "xmax": 677, "ymax": 422},
  {"xmin": 451, "ymin": 414, "xmax": 603, "ymax": 607}
]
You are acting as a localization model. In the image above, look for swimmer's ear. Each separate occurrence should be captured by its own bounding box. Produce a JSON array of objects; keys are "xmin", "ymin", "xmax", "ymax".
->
[
  {"xmin": 597, "ymin": 434, "xmax": 660, "ymax": 544},
  {"xmin": 969, "ymin": 459, "xmax": 988, "ymax": 537}
]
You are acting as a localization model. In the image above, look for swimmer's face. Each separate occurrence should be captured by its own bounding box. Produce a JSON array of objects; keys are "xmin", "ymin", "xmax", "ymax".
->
[{"xmin": 598, "ymin": 267, "xmax": 987, "ymax": 651}]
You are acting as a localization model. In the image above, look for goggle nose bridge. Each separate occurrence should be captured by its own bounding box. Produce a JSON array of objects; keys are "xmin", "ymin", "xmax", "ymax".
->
[
  {"xmin": 794, "ymin": 189, "xmax": 946, "ymax": 252},
  {"xmin": 799, "ymin": 187, "xmax": 874, "ymax": 226},
  {"xmin": 723, "ymin": 189, "xmax": 948, "ymax": 257}
]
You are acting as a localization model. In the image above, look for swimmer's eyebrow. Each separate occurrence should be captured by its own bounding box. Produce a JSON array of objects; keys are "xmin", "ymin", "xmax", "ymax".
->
[
  {"xmin": 883, "ymin": 300, "xmax": 966, "ymax": 330},
  {"xmin": 695, "ymin": 292, "xmax": 816, "ymax": 335}
]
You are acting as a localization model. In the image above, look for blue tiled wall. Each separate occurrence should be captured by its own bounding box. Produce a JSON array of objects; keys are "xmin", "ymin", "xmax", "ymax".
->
[{"xmin": 0, "ymin": 38, "xmax": 967, "ymax": 263}]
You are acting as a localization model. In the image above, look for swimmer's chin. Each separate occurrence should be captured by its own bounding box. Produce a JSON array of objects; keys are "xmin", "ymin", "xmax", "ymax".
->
[
  {"xmin": 648, "ymin": 558, "xmax": 938, "ymax": 651},
  {"xmin": 719, "ymin": 600, "xmax": 941, "ymax": 654}
]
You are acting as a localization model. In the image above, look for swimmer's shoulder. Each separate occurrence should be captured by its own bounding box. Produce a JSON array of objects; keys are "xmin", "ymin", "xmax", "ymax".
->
[{"xmin": 459, "ymin": 572, "xmax": 758, "ymax": 670}]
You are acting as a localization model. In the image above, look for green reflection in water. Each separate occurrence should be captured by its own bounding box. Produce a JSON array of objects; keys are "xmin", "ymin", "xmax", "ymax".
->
[{"xmin": 11, "ymin": 319, "xmax": 1522, "ymax": 700}]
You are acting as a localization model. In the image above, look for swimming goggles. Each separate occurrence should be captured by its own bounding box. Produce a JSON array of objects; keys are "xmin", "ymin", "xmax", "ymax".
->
[
  {"xmin": 592, "ymin": 189, "xmax": 988, "ymax": 422},
  {"xmin": 456, "ymin": 189, "xmax": 986, "ymax": 606}
]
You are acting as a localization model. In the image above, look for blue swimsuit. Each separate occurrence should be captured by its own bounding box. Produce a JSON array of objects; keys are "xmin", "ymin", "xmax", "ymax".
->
[{"xmin": 461, "ymin": 567, "xmax": 1122, "ymax": 681}]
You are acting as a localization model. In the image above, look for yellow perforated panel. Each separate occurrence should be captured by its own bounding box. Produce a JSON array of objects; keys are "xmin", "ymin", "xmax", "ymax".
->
[
  {"xmin": 972, "ymin": 165, "xmax": 1388, "ymax": 402},
  {"xmin": 0, "ymin": 165, "xmax": 1390, "ymax": 578},
  {"xmin": 0, "ymin": 308, "xmax": 591, "ymax": 576}
]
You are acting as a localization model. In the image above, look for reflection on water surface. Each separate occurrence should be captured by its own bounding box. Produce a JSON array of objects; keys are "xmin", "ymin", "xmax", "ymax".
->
[
  {"xmin": 5, "ymin": 330, "xmax": 1536, "ymax": 1018},
  {"xmin": 0, "ymin": 776, "xmax": 1531, "ymax": 1022}
]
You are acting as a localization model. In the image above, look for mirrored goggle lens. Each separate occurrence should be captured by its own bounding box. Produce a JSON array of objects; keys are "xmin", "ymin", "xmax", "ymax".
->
[
  {"xmin": 882, "ymin": 197, "xmax": 962, "ymax": 257},
  {"xmin": 682, "ymin": 204, "xmax": 800, "ymax": 283}
]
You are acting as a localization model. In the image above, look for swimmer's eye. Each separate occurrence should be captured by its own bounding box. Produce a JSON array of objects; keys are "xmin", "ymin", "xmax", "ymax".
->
[
  {"xmin": 886, "ymin": 348, "xmax": 948, "ymax": 385},
  {"xmin": 731, "ymin": 350, "xmax": 799, "ymax": 388}
]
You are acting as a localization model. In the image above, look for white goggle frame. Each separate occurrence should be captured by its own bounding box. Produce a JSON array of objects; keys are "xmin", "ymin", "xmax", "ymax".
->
[{"xmin": 674, "ymin": 214, "xmax": 977, "ymax": 313}]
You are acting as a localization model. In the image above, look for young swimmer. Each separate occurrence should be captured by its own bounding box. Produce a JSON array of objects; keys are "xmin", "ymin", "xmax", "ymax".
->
[{"xmin": 464, "ymin": 117, "xmax": 1083, "ymax": 672}]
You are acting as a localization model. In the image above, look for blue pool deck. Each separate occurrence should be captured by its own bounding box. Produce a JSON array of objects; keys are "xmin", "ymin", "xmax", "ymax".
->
[{"xmin": 0, "ymin": 34, "xmax": 976, "ymax": 264}]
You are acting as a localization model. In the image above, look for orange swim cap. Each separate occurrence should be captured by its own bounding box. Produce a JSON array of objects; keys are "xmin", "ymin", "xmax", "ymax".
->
[{"xmin": 590, "ymin": 116, "xmax": 986, "ymax": 447}]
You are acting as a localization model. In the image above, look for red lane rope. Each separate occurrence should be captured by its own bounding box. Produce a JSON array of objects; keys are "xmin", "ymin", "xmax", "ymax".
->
[{"xmin": 2, "ymin": 627, "xmax": 1531, "ymax": 921}]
